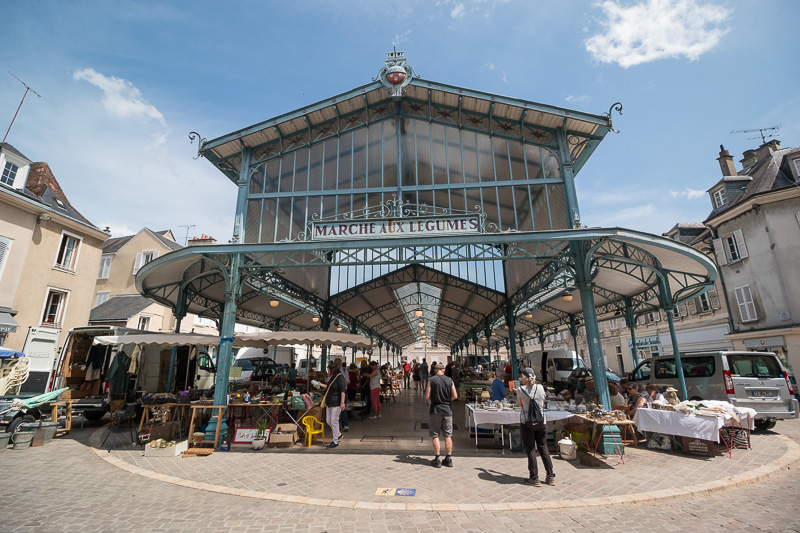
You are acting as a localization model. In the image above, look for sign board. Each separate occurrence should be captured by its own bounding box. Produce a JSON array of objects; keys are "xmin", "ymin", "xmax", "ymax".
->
[
  {"xmin": 233, "ymin": 426, "xmax": 263, "ymax": 444},
  {"xmin": 229, "ymin": 366, "xmax": 242, "ymax": 378},
  {"xmin": 375, "ymin": 487, "xmax": 416, "ymax": 497},
  {"xmin": 312, "ymin": 216, "xmax": 480, "ymax": 241}
]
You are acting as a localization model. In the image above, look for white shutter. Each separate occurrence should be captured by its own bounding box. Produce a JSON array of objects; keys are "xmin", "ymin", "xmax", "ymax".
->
[
  {"xmin": 0, "ymin": 236, "xmax": 11, "ymax": 281},
  {"xmin": 733, "ymin": 229, "xmax": 748, "ymax": 259},
  {"xmin": 151, "ymin": 251, "xmax": 159, "ymax": 260},
  {"xmin": 712, "ymin": 238, "xmax": 728, "ymax": 266},
  {"xmin": 133, "ymin": 253, "xmax": 144, "ymax": 274},
  {"xmin": 734, "ymin": 285, "xmax": 758, "ymax": 322}
]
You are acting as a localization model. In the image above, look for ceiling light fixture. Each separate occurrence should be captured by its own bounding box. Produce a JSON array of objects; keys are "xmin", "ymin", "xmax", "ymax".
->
[
  {"xmin": 270, "ymin": 299, "xmax": 279, "ymax": 307},
  {"xmin": 415, "ymin": 309, "xmax": 423, "ymax": 317},
  {"xmin": 418, "ymin": 321, "xmax": 424, "ymax": 328},
  {"xmin": 525, "ymin": 311, "xmax": 533, "ymax": 319},
  {"xmin": 312, "ymin": 316, "xmax": 320, "ymax": 323},
  {"xmin": 562, "ymin": 293, "xmax": 573, "ymax": 303}
]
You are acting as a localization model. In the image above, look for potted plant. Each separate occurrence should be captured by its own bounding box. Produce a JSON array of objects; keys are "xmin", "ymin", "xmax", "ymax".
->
[{"xmin": 252, "ymin": 419, "xmax": 269, "ymax": 450}]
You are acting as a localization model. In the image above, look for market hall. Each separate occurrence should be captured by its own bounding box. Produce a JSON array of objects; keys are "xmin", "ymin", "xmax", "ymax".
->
[{"xmin": 123, "ymin": 50, "xmax": 742, "ymax": 459}]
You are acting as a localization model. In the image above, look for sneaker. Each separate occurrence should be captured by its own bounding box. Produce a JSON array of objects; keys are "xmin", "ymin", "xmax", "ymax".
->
[
  {"xmin": 442, "ymin": 456, "xmax": 453, "ymax": 467},
  {"xmin": 336, "ymin": 434, "xmax": 343, "ymax": 441},
  {"xmin": 431, "ymin": 457, "xmax": 442, "ymax": 468},
  {"xmin": 369, "ymin": 416, "xmax": 378, "ymax": 419},
  {"xmin": 342, "ymin": 426, "xmax": 350, "ymax": 432},
  {"xmin": 377, "ymin": 414, "xmax": 382, "ymax": 418},
  {"xmin": 326, "ymin": 442, "xmax": 339, "ymax": 449},
  {"xmin": 545, "ymin": 476, "xmax": 556, "ymax": 486},
  {"xmin": 523, "ymin": 478, "xmax": 541, "ymax": 487}
]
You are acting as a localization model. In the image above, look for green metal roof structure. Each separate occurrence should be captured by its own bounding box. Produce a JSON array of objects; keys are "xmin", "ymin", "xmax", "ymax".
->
[{"xmin": 138, "ymin": 51, "xmax": 716, "ymax": 408}]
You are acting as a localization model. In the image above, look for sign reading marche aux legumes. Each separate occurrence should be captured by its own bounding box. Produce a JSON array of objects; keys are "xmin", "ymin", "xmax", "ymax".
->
[{"xmin": 312, "ymin": 216, "xmax": 481, "ymax": 241}]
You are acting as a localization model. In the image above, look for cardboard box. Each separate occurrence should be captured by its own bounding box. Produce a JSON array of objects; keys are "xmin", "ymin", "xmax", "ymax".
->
[
  {"xmin": 145, "ymin": 440, "xmax": 188, "ymax": 457},
  {"xmin": 269, "ymin": 424, "xmax": 298, "ymax": 447}
]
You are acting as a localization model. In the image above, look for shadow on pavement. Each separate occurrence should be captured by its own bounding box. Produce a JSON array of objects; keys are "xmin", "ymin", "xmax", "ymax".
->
[{"xmin": 475, "ymin": 467, "xmax": 521, "ymax": 485}]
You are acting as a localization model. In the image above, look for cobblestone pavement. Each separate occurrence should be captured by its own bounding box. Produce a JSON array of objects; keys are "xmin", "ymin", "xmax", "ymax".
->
[{"xmin": 2, "ymin": 386, "xmax": 799, "ymax": 532}]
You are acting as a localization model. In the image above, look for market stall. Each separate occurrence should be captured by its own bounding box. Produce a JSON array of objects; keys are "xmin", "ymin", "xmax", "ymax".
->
[{"xmin": 633, "ymin": 401, "xmax": 756, "ymax": 456}]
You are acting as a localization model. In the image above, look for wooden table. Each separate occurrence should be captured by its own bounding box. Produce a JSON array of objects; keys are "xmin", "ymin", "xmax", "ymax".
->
[
  {"xmin": 187, "ymin": 404, "xmax": 227, "ymax": 450},
  {"xmin": 49, "ymin": 400, "xmax": 73, "ymax": 436},
  {"xmin": 137, "ymin": 403, "xmax": 190, "ymax": 435},
  {"xmin": 569, "ymin": 414, "xmax": 636, "ymax": 463}
]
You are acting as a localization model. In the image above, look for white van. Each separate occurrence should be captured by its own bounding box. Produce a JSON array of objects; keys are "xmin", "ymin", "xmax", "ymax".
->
[
  {"xmin": 525, "ymin": 350, "xmax": 585, "ymax": 386},
  {"xmin": 629, "ymin": 351, "xmax": 798, "ymax": 430}
]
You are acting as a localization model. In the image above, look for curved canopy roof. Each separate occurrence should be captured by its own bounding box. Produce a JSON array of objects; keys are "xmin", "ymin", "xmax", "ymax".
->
[{"xmin": 136, "ymin": 227, "xmax": 716, "ymax": 353}]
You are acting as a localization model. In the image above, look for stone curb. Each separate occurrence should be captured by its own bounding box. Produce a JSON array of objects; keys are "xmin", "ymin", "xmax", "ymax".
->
[{"xmin": 90, "ymin": 427, "xmax": 800, "ymax": 512}]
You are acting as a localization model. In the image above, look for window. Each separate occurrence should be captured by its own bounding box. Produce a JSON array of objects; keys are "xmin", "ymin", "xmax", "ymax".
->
[
  {"xmin": 609, "ymin": 318, "xmax": 619, "ymax": 330},
  {"xmin": 94, "ymin": 292, "xmax": 110, "ymax": 307},
  {"xmin": 633, "ymin": 361, "xmax": 651, "ymax": 381},
  {"xmin": 41, "ymin": 288, "xmax": 69, "ymax": 327},
  {"xmin": 1, "ymin": 162, "xmax": 18, "ymax": 187},
  {"xmin": 699, "ymin": 292, "xmax": 713, "ymax": 312},
  {"xmin": 55, "ymin": 232, "xmax": 82, "ymax": 271},
  {"xmin": 615, "ymin": 345, "xmax": 624, "ymax": 374},
  {"xmin": 712, "ymin": 188, "xmax": 727, "ymax": 208},
  {"xmin": 734, "ymin": 285, "xmax": 758, "ymax": 323},
  {"xmin": 0, "ymin": 236, "xmax": 11, "ymax": 282},
  {"xmin": 97, "ymin": 255, "xmax": 112, "ymax": 279},
  {"xmin": 712, "ymin": 229, "xmax": 748, "ymax": 265},
  {"xmin": 646, "ymin": 311, "xmax": 660, "ymax": 323},
  {"xmin": 137, "ymin": 316, "xmax": 151, "ymax": 331},
  {"xmin": 133, "ymin": 250, "xmax": 158, "ymax": 274},
  {"xmin": 672, "ymin": 304, "xmax": 682, "ymax": 318}
]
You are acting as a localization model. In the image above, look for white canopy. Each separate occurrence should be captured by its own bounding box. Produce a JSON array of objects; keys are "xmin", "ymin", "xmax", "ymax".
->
[
  {"xmin": 92, "ymin": 333, "xmax": 221, "ymax": 348},
  {"xmin": 234, "ymin": 331, "xmax": 373, "ymax": 349}
]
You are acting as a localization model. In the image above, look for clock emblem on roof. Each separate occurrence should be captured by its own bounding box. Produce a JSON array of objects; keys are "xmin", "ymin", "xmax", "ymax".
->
[{"xmin": 377, "ymin": 48, "xmax": 415, "ymax": 99}]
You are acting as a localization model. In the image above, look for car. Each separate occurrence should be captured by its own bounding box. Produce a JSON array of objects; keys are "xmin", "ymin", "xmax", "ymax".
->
[{"xmin": 567, "ymin": 367, "xmax": 622, "ymax": 396}]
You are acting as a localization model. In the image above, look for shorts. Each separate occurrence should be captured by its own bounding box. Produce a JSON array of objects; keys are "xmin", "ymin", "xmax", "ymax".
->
[{"xmin": 429, "ymin": 413, "xmax": 453, "ymax": 438}]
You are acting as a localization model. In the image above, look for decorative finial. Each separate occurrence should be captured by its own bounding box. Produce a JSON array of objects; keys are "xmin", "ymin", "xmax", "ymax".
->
[{"xmin": 376, "ymin": 49, "xmax": 415, "ymax": 99}]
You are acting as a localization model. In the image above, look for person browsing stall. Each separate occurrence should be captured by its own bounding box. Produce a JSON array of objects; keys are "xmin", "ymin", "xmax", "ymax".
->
[
  {"xmin": 490, "ymin": 371, "xmax": 508, "ymax": 401},
  {"xmin": 517, "ymin": 368, "xmax": 555, "ymax": 487},
  {"xmin": 363, "ymin": 361, "xmax": 382, "ymax": 418},
  {"xmin": 425, "ymin": 362, "xmax": 457, "ymax": 468},
  {"xmin": 317, "ymin": 363, "xmax": 346, "ymax": 448}
]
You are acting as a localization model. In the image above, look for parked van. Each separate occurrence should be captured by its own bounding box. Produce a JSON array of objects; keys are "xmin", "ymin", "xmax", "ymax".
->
[
  {"xmin": 628, "ymin": 351, "xmax": 798, "ymax": 429},
  {"xmin": 50, "ymin": 326, "xmax": 217, "ymax": 420},
  {"xmin": 524, "ymin": 350, "xmax": 585, "ymax": 387}
]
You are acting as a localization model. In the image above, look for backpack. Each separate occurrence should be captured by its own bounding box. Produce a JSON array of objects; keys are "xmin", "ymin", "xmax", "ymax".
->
[{"xmin": 522, "ymin": 384, "xmax": 545, "ymax": 430}]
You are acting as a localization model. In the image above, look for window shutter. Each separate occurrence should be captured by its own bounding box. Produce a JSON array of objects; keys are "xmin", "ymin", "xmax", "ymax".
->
[
  {"xmin": 688, "ymin": 299, "xmax": 698, "ymax": 314},
  {"xmin": 0, "ymin": 236, "xmax": 11, "ymax": 280},
  {"xmin": 133, "ymin": 253, "xmax": 144, "ymax": 274},
  {"xmin": 709, "ymin": 288, "xmax": 720, "ymax": 310},
  {"xmin": 733, "ymin": 229, "xmax": 748, "ymax": 259},
  {"xmin": 152, "ymin": 251, "xmax": 159, "ymax": 259},
  {"xmin": 712, "ymin": 238, "xmax": 728, "ymax": 266}
]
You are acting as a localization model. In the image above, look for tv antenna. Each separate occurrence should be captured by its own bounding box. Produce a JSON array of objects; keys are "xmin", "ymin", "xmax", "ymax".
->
[
  {"xmin": 730, "ymin": 124, "xmax": 781, "ymax": 144},
  {"xmin": 179, "ymin": 224, "xmax": 196, "ymax": 246},
  {"xmin": 4, "ymin": 72, "xmax": 41, "ymax": 143}
]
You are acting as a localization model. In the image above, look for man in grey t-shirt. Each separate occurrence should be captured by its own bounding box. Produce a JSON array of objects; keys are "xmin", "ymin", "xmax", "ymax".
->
[{"xmin": 425, "ymin": 362, "xmax": 457, "ymax": 468}]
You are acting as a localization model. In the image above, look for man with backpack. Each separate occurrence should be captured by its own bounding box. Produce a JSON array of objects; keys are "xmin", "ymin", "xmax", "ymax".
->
[{"xmin": 517, "ymin": 367, "xmax": 555, "ymax": 487}]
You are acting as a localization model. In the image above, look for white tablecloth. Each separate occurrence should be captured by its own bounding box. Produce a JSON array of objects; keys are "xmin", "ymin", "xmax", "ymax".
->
[
  {"xmin": 465, "ymin": 406, "xmax": 576, "ymax": 428},
  {"xmin": 633, "ymin": 408, "xmax": 725, "ymax": 442},
  {"xmin": 465, "ymin": 405, "xmax": 520, "ymax": 428}
]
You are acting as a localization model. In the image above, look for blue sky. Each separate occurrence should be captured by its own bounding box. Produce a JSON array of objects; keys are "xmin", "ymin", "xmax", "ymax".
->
[{"xmin": 2, "ymin": 0, "xmax": 798, "ymax": 243}]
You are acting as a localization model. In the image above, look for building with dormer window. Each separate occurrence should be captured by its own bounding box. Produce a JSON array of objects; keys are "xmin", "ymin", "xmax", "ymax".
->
[
  {"xmin": 704, "ymin": 141, "xmax": 800, "ymax": 380},
  {"xmin": 0, "ymin": 144, "xmax": 108, "ymax": 392}
]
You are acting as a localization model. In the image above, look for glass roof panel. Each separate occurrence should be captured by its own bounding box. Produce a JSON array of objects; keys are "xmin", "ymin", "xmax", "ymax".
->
[{"xmin": 395, "ymin": 282, "xmax": 442, "ymax": 345}]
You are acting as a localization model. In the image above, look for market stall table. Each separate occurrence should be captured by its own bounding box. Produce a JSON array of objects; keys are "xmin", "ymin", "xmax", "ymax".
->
[
  {"xmin": 633, "ymin": 407, "xmax": 754, "ymax": 455},
  {"xmin": 465, "ymin": 405, "xmax": 521, "ymax": 452},
  {"xmin": 568, "ymin": 413, "xmax": 636, "ymax": 463}
]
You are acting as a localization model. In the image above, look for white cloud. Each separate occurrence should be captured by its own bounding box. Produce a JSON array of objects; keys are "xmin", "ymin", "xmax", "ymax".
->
[
  {"xmin": 485, "ymin": 63, "xmax": 496, "ymax": 71},
  {"xmin": 73, "ymin": 68, "xmax": 167, "ymax": 128},
  {"xmin": 393, "ymin": 30, "xmax": 412, "ymax": 47},
  {"xmin": 585, "ymin": 0, "xmax": 730, "ymax": 68},
  {"xmin": 566, "ymin": 94, "xmax": 588, "ymax": 102},
  {"xmin": 500, "ymin": 68, "xmax": 508, "ymax": 83},
  {"xmin": 670, "ymin": 187, "xmax": 706, "ymax": 200},
  {"xmin": 451, "ymin": 3, "xmax": 466, "ymax": 18}
]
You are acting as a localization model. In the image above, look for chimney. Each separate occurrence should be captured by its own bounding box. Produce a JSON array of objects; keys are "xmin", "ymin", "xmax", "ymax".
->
[
  {"xmin": 755, "ymin": 139, "xmax": 781, "ymax": 161},
  {"xmin": 104, "ymin": 227, "xmax": 111, "ymax": 234},
  {"xmin": 717, "ymin": 144, "xmax": 737, "ymax": 176},
  {"xmin": 188, "ymin": 234, "xmax": 217, "ymax": 246},
  {"xmin": 26, "ymin": 162, "xmax": 71, "ymax": 205},
  {"xmin": 740, "ymin": 149, "xmax": 758, "ymax": 171}
]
